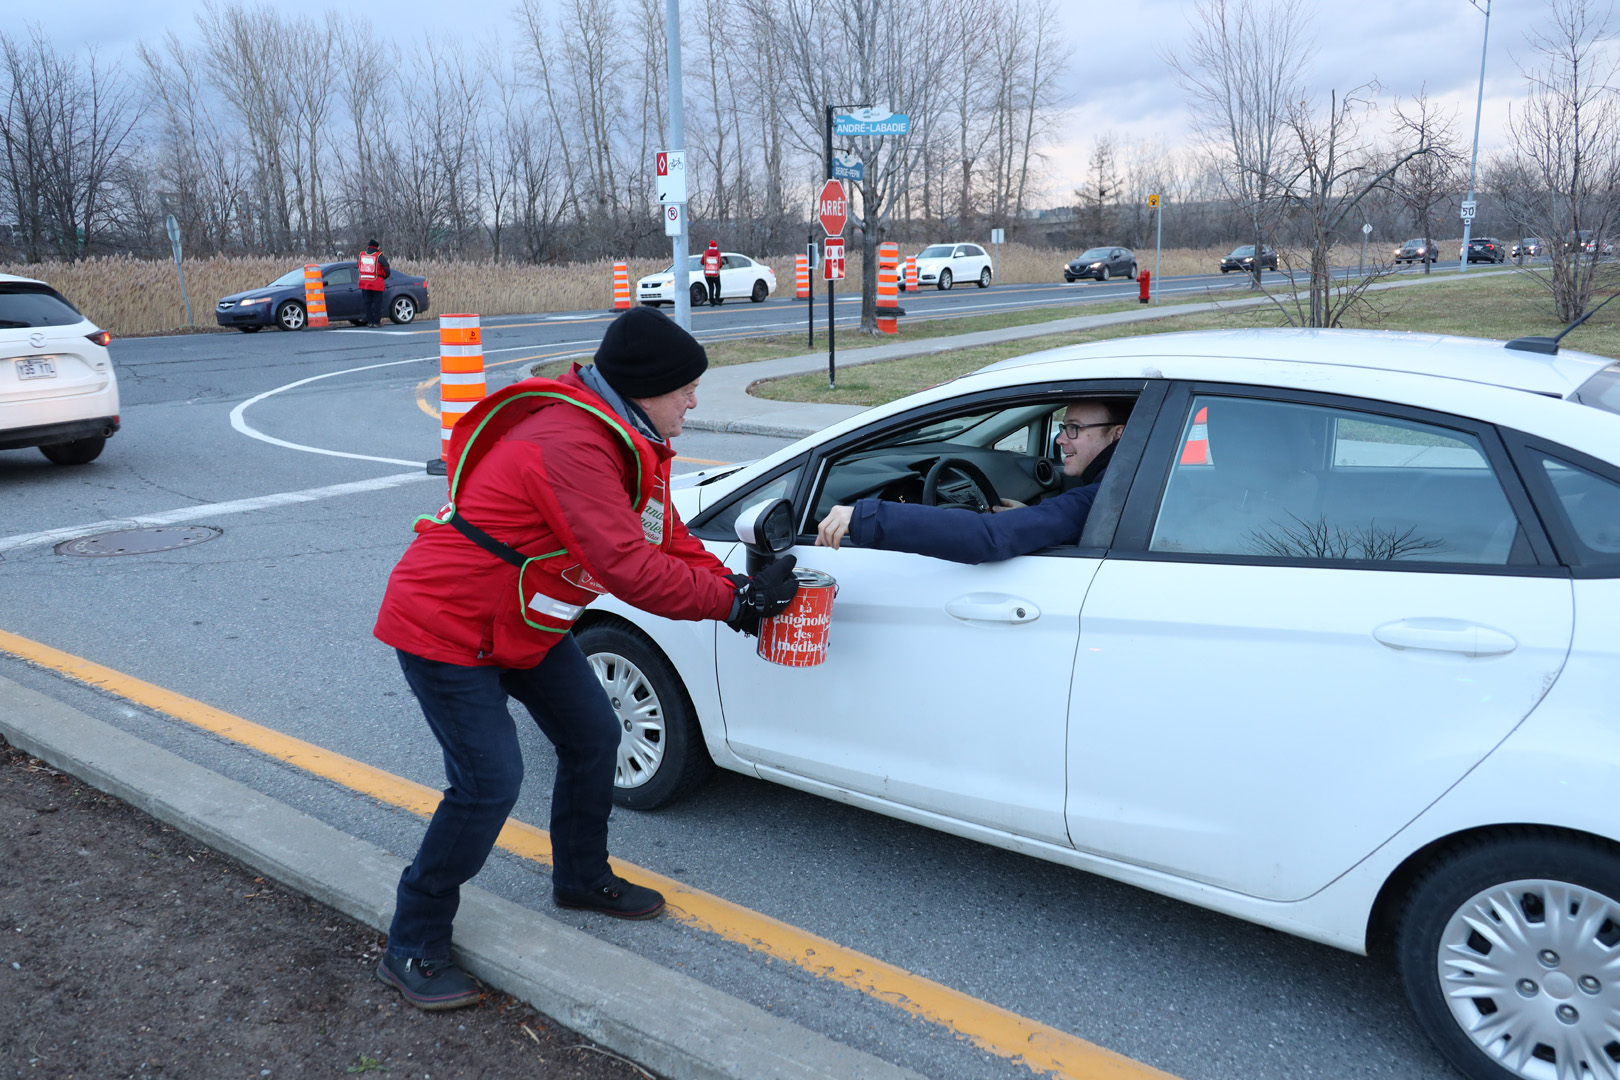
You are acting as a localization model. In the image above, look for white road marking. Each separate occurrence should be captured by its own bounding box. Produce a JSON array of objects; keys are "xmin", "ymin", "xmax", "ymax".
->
[{"xmin": 0, "ymin": 471, "xmax": 434, "ymax": 555}]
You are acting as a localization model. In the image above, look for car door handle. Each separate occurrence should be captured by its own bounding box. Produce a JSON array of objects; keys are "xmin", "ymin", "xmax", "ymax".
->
[
  {"xmin": 945, "ymin": 594, "xmax": 1040, "ymax": 624},
  {"xmin": 1373, "ymin": 618, "xmax": 1518, "ymax": 657}
]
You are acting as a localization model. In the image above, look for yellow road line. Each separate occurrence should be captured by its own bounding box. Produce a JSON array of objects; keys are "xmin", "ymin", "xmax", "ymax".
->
[{"xmin": 0, "ymin": 626, "xmax": 1178, "ymax": 1080}]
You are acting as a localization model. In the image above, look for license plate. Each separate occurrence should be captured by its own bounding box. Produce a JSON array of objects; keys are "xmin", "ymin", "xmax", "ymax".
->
[{"xmin": 16, "ymin": 357, "xmax": 56, "ymax": 380}]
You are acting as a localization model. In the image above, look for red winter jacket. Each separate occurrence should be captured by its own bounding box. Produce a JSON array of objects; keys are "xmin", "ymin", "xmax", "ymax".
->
[{"xmin": 374, "ymin": 367, "xmax": 735, "ymax": 668}]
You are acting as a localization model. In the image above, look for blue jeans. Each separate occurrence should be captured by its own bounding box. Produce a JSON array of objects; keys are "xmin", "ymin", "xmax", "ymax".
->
[{"xmin": 387, "ymin": 637, "xmax": 619, "ymax": 960}]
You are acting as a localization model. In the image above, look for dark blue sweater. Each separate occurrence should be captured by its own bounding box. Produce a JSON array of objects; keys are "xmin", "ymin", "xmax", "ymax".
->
[{"xmin": 847, "ymin": 482, "xmax": 1100, "ymax": 564}]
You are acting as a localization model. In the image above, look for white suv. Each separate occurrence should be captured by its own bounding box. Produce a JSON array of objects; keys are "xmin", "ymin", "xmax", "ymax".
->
[
  {"xmin": 907, "ymin": 243, "xmax": 993, "ymax": 290},
  {"xmin": 0, "ymin": 274, "xmax": 119, "ymax": 465}
]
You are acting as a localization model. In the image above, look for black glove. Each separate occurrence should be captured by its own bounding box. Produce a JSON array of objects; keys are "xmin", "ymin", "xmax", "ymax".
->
[{"xmin": 725, "ymin": 555, "xmax": 800, "ymax": 636}]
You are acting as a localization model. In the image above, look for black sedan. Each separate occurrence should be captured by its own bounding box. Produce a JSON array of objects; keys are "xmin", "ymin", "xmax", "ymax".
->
[
  {"xmin": 1462, "ymin": 237, "xmax": 1505, "ymax": 263},
  {"xmin": 215, "ymin": 261, "xmax": 430, "ymax": 332},
  {"xmin": 1063, "ymin": 247, "xmax": 1137, "ymax": 282},
  {"xmin": 1219, "ymin": 245, "xmax": 1278, "ymax": 273},
  {"xmin": 1394, "ymin": 239, "xmax": 1439, "ymax": 264}
]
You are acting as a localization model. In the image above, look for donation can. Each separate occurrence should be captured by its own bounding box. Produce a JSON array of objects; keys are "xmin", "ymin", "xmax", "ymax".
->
[{"xmin": 756, "ymin": 568, "xmax": 837, "ymax": 667}]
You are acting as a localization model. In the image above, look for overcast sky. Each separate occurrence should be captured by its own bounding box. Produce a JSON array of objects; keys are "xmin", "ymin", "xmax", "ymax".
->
[{"xmin": 23, "ymin": 0, "xmax": 1600, "ymax": 205}]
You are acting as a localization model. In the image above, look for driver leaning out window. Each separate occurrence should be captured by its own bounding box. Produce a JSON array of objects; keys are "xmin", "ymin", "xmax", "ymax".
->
[{"xmin": 816, "ymin": 399, "xmax": 1128, "ymax": 563}]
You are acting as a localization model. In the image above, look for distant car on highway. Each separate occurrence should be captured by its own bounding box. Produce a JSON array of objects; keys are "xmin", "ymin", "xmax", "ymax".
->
[
  {"xmin": 638, "ymin": 253, "xmax": 776, "ymax": 307},
  {"xmin": 1566, "ymin": 230, "xmax": 1614, "ymax": 257},
  {"xmin": 1512, "ymin": 237, "xmax": 1544, "ymax": 259},
  {"xmin": 904, "ymin": 243, "xmax": 993, "ymax": 291},
  {"xmin": 1063, "ymin": 247, "xmax": 1137, "ymax": 282},
  {"xmin": 1462, "ymin": 237, "xmax": 1506, "ymax": 263},
  {"xmin": 215, "ymin": 262, "xmax": 430, "ymax": 332},
  {"xmin": 1394, "ymin": 238, "xmax": 1439, "ymax": 264},
  {"xmin": 0, "ymin": 274, "xmax": 119, "ymax": 465},
  {"xmin": 1219, "ymin": 245, "xmax": 1278, "ymax": 273}
]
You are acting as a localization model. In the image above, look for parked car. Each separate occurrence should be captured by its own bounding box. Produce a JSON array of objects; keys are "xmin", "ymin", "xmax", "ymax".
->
[
  {"xmin": 1511, "ymin": 237, "xmax": 1544, "ymax": 259},
  {"xmin": 1219, "ymin": 245, "xmax": 1278, "ymax": 273},
  {"xmin": 904, "ymin": 243, "xmax": 993, "ymax": 291},
  {"xmin": 581, "ymin": 326, "xmax": 1620, "ymax": 1080},
  {"xmin": 638, "ymin": 252, "xmax": 777, "ymax": 306},
  {"xmin": 215, "ymin": 261, "xmax": 430, "ymax": 332},
  {"xmin": 0, "ymin": 274, "xmax": 119, "ymax": 465},
  {"xmin": 1394, "ymin": 238, "xmax": 1439, "ymax": 264},
  {"xmin": 1462, "ymin": 236, "xmax": 1506, "ymax": 263},
  {"xmin": 1063, "ymin": 247, "xmax": 1137, "ymax": 282}
]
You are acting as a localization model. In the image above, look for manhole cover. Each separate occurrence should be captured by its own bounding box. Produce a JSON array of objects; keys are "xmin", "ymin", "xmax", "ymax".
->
[{"xmin": 56, "ymin": 526, "xmax": 222, "ymax": 557}]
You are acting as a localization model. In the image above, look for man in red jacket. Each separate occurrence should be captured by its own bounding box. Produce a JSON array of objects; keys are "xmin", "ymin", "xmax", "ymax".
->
[
  {"xmin": 372, "ymin": 306, "xmax": 799, "ymax": 1010},
  {"xmin": 701, "ymin": 240, "xmax": 722, "ymax": 306},
  {"xmin": 358, "ymin": 239, "xmax": 390, "ymax": 326}
]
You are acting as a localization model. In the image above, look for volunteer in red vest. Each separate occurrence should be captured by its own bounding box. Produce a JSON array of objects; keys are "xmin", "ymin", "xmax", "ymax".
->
[
  {"xmin": 701, "ymin": 240, "xmax": 722, "ymax": 306},
  {"xmin": 358, "ymin": 239, "xmax": 391, "ymax": 326},
  {"xmin": 372, "ymin": 306, "xmax": 800, "ymax": 1010}
]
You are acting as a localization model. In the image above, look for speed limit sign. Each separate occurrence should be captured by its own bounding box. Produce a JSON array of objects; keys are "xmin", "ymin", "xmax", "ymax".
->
[{"xmin": 1460, "ymin": 200, "xmax": 1477, "ymax": 222}]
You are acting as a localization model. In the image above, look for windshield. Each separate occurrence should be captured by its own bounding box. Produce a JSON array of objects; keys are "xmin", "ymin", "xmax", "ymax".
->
[
  {"xmin": 1574, "ymin": 364, "xmax": 1620, "ymax": 416},
  {"xmin": 1228, "ymin": 246, "xmax": 1256, "ymax": 257},
  {"xmin": 1403, "ymin": 239, "xmax": 1427, "ymax": 247},
  {"xmin": 1079, "ymin": 248, "xmax": 1113, "ymax": 260},
  {"xmin": 918, "ymin": 245, "xmax": 954, "ymax": 258},
  {"xmin": 0, "ymin": 283, "xmax": 83, "ymax": 328},
  {"xmin": 269, "ymin": 269, "xmax": 305, "ymax": 287}
]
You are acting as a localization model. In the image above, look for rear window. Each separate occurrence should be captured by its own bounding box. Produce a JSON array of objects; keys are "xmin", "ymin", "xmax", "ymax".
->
[
  {"xmin": 0, "ymin": 283, "xmax": 83, "ymax": 328},
  {"xmin": 1573, "ymin": 364, "xmax": 1620, "ymax": 416}
]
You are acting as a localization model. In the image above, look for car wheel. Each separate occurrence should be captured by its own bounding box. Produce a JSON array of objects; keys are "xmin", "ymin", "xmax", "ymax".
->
[
  {"xmin": 39, "ymin": 436, "xmax": 106, "ymax": 466},
  {"xmin": 690, "ymin": 282, "xmax": 707, "ymax": 306},
  {"xmin": 1098, "ymin": 266, "xmax": 1110, "ymax": 282},
  {"xmin": 1127, "ymin": 263, "xmax": 1138, "ymax": 280},
  {"xmin": 1396, "ymin": 832, "xmax": 1620, "ymax": 1080},
  {"xmin": 750, "ymin": 279, "xmax": 769, "ymax": 302},
  {"xmin": 938, "ymin": 269, "xmax": 953, "ymax": 291},
  {"xmin": 977, "ymin": 267, "xmax": 992, "ymax": 288},
  {"xmin": 238, "ymin": 326, "xmax": 262, "ymax": 333},
  {"xmin": 576, "ymin": 622, "xmax": 711, "ymax": 810},
  {"xmin": 275, "ymin": 301, "xmax": 306, "ymax": 331},
  {"xmin": 389, "ymin": 296, "xmax": 417, "ymax": 324}
]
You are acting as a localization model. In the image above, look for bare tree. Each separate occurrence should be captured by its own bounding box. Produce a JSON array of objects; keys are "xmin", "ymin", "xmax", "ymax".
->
[
  {"xmin": 1500, "ymin": 0, "xmax": 1620, "ymax": 322},
  {"xmin": 1075, "ymin": 134, "xmax": 1120, "ymax": 241},
  {"xmin": 1389, "ymin": 89, "xmax": 1465, "ymax": 275},
  {"xmin": 1168, "ymin": 0, "xmax": 1311, "ymax": 287}
]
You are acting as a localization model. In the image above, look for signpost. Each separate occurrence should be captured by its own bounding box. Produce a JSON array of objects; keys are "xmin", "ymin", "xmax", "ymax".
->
[
  {"xmin": 1361, "ymin": 221, "xmax": 1372, "ymax": 276},
  {"xmin": 661, "ymin": 0, "xmax": 691, "ymax": 329},
  {"xmin": 1148, "ymin": 195, "xmax": 1162, "ymax": 303},
  {"xmin": 164, "ymin": 214, "xmax": 193, "ymax": 326},
  {"xmin": 990, "ymin": 227, "xmax": 1004, "ymax": 278},
  {"xmin": 805, "ymin": 236, "xmax": 818, "ymax": 347},
  {"xmin": 818, "ymin": 178, "xmax": 847, "ymax": 389}
]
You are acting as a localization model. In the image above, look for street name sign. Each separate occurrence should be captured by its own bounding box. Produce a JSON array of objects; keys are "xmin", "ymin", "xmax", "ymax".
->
[
  {"xmin": 833, "ymin": 108, "xmax": 911, "ymax": 137},
  {"xmin": 832, "ymin": 155, "xmax": 863, "ymax": 182}
]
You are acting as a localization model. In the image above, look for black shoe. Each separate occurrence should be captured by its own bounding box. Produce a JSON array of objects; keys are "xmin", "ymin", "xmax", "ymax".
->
[
  {"xmin": 375, "ymin": 952, "xmax": 482, "ymax": 1010},
  {"xmin": 553, "ymin": 875, "xmax": 665, "ymax": 919}
]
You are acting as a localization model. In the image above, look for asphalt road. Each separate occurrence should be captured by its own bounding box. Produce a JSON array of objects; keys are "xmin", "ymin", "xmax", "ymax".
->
[{"xmin": 0, "ymin": 278, "xmax": 1462, "ymax": 1080}]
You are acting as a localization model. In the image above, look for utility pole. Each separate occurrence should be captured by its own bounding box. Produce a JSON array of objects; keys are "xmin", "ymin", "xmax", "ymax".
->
[
  {"xmin": 1458, "ymin": 0, "xmax": 1491, "ymax": 274},
  {"xmin": 665, "ymin": 0, "xmax": 690, "ymax": 329}
]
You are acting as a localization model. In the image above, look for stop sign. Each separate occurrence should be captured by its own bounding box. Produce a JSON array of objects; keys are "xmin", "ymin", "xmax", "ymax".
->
[{"xmin": 817, "ymin": 179, "xmax": 847, "ymax": 236}]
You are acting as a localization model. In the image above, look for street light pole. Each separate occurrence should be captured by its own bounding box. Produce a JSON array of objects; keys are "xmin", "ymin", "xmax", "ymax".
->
[
  {"xmin": 665, "ymin": 0, "xmax": 690, "ymax": 330},
  {"xmin": 1459, "ymin": 0, "xmax": 1491, "ymax": 274}
]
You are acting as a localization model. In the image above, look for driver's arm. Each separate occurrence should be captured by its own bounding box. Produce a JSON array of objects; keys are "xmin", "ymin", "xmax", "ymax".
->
[{"xmin": 825, "ymin": 486, "xmax": 1101, "ymax": 564}]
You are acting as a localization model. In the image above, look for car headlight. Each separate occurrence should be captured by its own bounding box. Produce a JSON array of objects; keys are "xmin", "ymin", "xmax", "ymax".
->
[
  {"xmin": 239, "ymin": 297, "xmax": 267, "ymax": 305},
  {"xmin": 1090, "ymin": 262, "xmax": 1103, "ymax": 268}
]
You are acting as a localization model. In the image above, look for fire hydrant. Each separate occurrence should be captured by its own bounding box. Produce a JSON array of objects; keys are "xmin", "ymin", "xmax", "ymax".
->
[{"xmin": 1139, "ymin": 269, "xmax": 1151, "ymax": 304}]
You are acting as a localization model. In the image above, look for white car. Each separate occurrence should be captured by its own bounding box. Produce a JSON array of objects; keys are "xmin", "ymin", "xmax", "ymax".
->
[
  {"xmin": 906, "ymin": 242, "xmax": 993, "ymax": 291},
  {"xmin": 0, "ymin": 274, "xmax": 119, "ymax": 465},
  {"xmin": 637, "ymin": 253, "xmax": 776, "ymax": 307},
  {"xmin": 578, "ymin": 327, "xmax": 1620, "ymax": 1080}
]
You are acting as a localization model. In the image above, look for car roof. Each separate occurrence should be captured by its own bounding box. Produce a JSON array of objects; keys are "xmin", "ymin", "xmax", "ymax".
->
[
  {"xmin": 979, "ymin": 328, "xmax": 1612, "ymax": 399},
  {"xmin": 0, "ymin": 273, "xmax": 49, "ymax": 287}
]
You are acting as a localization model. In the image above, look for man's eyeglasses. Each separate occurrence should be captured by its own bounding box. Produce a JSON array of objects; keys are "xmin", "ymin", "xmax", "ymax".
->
[{"xmin": 1056, "ymin": 421, "xmax": 1116, "ymax": 439}]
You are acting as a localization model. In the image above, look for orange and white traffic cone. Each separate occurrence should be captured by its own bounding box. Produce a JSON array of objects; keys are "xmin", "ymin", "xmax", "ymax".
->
[
  {"xmin": 434, "ymin": 314, "xmax": 484, "ymax": 472},
  {"xmin": 876, "ymin": 242, "xmax": 902, "ymax": 334},
  {"xmin": 302, "ymin": 264, "xmax": 329, "ymax": 328},
  {"xmin": 1180, "ymin": 406, "xmax": 1211, "ymax": 464},
  {"xmin": 794, "ymin": 255, "xmax": 809, "ymax": 300},
  {"xmin": 904, "ymin": 255, "xmax": 918, "ymax": 292},
  {"xmin": 612, "ymin": 262, "xmax": 631, "ymax": 311}
]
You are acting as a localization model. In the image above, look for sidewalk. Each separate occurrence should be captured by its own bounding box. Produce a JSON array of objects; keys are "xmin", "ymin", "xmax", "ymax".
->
[{"xmin": 684, "ymin": 268, "xmax": 1515, "ymax": 439}]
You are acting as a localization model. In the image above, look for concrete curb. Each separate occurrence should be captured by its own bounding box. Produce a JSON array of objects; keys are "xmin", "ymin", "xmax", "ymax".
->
[{"xmin": 0, "ymin": 675, "xmax": 925, "ymax": 1080}]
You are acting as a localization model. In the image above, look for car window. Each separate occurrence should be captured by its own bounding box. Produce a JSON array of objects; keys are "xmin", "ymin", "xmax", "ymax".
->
[
  {"xmin": 325, "ymin": 266, "xmax": 357, "ymax": 285},
  {"xmin": 1533, "ymin": 456, "xmax": 1620, "ymax": 564},
  {"xmin": 699, "ymin": 466, "xmax": 804, "ymax": 541},
  {"xmin": 1573, "ymin": 364, "xmax": 1620, "ymax": 416},
  {"xmin": 966, "ymin": 245, "xmax": 986, "ymax": 257},
  {"xmin": 270, "ymin": 269, "xmax": 304, "ymax": 287},
  {"xmin": 953, "ymin": 246, "xmax": 968, "ymax": 257},
  {"xmin": 919, "ymin": 245, "xmax": 954, "ymax": 258},
  {"xmin": 1149, "ymin": 395, "xmax": 1525, "ymax": 565},
  {"xmin": 0, "ymin": 283, "xmax": 83, "ymax": 328}
]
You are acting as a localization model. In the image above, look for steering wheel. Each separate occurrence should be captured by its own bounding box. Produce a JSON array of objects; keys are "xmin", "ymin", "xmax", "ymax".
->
[{"xmin": 920, "ymin": 457, "xmax": 1001, "ymax": 512}]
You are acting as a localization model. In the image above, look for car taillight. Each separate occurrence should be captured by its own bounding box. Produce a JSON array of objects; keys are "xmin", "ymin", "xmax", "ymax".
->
[{"xmin": 86, "ymin": 330, "xmax": 112, "ymax": 347}]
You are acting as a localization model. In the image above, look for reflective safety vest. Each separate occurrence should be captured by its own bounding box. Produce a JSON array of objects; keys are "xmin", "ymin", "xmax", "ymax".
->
[
  {"xmin": 358, "ymin": 251, "xmax": 384, "ymax": 290},
  {"xmin": 702, "ymin": 248, "xmax": 721, "ymax": 275},
  {"xmin": 412, "ymin": 377, "xmax": 671, "ymax": 636}
]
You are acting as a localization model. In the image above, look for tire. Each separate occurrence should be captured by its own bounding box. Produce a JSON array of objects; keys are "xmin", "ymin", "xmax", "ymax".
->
[
  {"xmin": 39, "ymin": 436, "xmax": 106, "ymax": 465},
  {"xmin": 938, "ymin": 269, "xmax": 953, "ymax": 291},
  {"xmin": 690, "ymin": 282, "xmax": 707, "ymax": 306},
  {"xmin": 275, "ymin": 301, "xmax": 306, "ymax": 331},
  {"xmin": 750, "ymin": 279, "xmax": 769, "ymax": 302},
  {"xmin": 977, "ymin": 267, "xmax": 992, "ymax": 288},
  {"xmin": 390, "ymin": 295, "xmax": 417, "ymax": 324},
  {"xmin": 1127, "ymin": 263, "xmax": 1138, "ymax": 280},
  {"xmin": 1396, "ymin": 832, "xmax": 1620, "ymax": 1080},
  {"xmin": 575, "ymin": 622, "xmax": 712, "ymax": 810},
  {"xmin": 1098, "ymin": 266, "xmax": 1110, "ymax": 282},
  {"xmin": 238, "ymin": 326, "xmax": 261, "ymax": 333}
]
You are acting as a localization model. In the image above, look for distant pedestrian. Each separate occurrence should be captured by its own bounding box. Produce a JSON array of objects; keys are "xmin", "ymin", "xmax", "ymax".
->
[
  {"xmin": 358, "ymin": 239, "xmax": 391, "ymax": 326},
  {"xmin": 701, "ymin": 240, "xmax": 722, "ymax": 306}
]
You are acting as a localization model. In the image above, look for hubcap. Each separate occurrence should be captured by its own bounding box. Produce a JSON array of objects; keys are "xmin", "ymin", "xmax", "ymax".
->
[
  {"xmin": 1438, "ymin": 878, "xmax": 1620, "ymax": 1079},
  {"xmin": 587, "ymin": 651, "xmax": 665, "ymax": 789},
  {"xmin": 393, "ymin": 298, "xmax": 413, "ymax": 321}
]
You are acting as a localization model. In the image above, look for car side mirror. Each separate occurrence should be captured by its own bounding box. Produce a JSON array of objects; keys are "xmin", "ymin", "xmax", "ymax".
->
[{"xmin": 735, "ymin": 497, "xmax": 796, "ymax": 574}]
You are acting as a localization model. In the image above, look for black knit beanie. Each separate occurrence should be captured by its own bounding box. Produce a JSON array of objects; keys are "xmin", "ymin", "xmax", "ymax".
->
[{"xmin": 593, "ymin": 306, "xmax": 709, "ymax": 399}]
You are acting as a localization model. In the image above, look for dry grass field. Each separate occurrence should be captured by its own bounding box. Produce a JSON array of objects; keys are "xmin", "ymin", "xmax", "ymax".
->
[{"xmin": 2, "ymin": 240, "xmax": 1446, "ymax": 338}]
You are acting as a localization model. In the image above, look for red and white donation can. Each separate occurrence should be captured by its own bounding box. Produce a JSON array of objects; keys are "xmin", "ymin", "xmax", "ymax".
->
[{"xmin": 756, "ymin": 568, "xmax": 837, "ymax": 667}]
